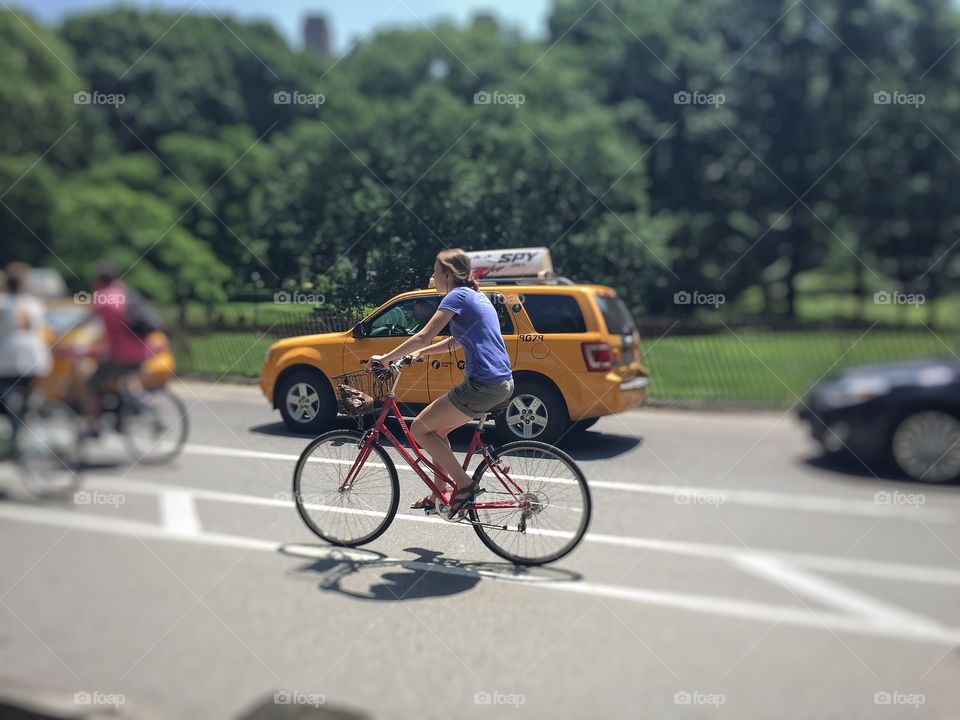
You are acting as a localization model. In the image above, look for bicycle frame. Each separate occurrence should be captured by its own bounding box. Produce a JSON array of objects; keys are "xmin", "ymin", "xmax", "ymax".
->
[{"xmin": 340, "ymin": 379, "xmax": 525, "ymax": 511}]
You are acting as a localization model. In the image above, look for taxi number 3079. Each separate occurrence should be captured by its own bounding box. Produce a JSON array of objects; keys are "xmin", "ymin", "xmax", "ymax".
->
[{"xmin": 520, "ymin": 334, "xmax": 544, "ymax": 342}]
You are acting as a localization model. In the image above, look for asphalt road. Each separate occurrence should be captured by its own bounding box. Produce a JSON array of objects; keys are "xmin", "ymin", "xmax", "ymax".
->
[{"xmin": 1, "ymin": 380, "xmax": 958, "ymax": 720}]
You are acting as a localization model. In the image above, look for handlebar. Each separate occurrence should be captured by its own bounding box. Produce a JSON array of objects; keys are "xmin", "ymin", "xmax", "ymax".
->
[{"xmin": 370, "ymin": 354, "xmax": 413, "ymax": 380}]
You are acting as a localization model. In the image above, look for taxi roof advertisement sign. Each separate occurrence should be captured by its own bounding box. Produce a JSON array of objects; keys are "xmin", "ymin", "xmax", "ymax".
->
[{"xmin": 466, "ymin": 247, "xmax": 554, "ymax": 279}]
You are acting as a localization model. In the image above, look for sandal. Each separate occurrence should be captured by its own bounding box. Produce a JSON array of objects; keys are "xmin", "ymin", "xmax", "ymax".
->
[
  {"xmin": 410, "ymin": 495, "xmax": 437, "ymax": 510},
  {"xmin": 445, "ymin": 479, "xmax": 480, "ymax": 520}
]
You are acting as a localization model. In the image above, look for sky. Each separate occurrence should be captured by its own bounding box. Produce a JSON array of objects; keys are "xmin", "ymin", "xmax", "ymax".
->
[{"xmin": 12, "ymin": 0, "xmax": 553, "ymax": 50}]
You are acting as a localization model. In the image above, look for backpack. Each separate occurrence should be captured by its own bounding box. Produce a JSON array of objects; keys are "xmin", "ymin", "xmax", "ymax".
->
[
  {"xmin": 338, "ymin": 384, "xmax": 374, "ymax": 416},
  {"xmin": 125, "ymin": 289, "xmax": 165, "ymax": 337}
]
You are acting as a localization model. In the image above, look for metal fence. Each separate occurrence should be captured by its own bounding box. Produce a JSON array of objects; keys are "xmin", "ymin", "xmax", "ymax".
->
[{"xmin": 167, "ymin": 311, "xmax": 960, "ymax": 407}]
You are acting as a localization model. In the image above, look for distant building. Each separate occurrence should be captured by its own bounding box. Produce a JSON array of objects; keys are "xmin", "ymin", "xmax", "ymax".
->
[{"xmin": 304, "ymin": 15, "xmax": 332, "ymax": 56}]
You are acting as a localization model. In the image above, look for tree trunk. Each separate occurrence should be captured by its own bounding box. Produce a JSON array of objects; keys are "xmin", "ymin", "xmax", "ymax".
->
[
  {"xmin": 852, "ymin": 238, "xmax": 866, "ymax": 322},
  {"xmin": 785, "ymin": 263, "xmax": 797, "ymax": 319}
]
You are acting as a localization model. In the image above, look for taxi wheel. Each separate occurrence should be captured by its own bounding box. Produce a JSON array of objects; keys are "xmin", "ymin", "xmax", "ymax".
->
[
  {"xmin": 278, "ymin": 369, "xmax": 336, "ymax": 434},
  {"xmin": 495, "ymin": 379, "xmax": 569, "ymax": 445}
]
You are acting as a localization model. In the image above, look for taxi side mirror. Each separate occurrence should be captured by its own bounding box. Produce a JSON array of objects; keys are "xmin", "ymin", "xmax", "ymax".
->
[{"xmin": 352, "ymin": 322, "xmax": 370, "ymax": 338}]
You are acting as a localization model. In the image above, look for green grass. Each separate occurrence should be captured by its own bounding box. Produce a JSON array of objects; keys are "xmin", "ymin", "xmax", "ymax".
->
[
  {"xmin": 644, "ymin": 329, "xmax": 960, "ymax": 404},
  {"xmin": 160, "ymin": 301, "xmax": 318, "ymax": 326},
  {"xmin": 174, "ymin": 327, "xmax": 960, "ymax": 406},
  {"xmin": 722, "ymin": 280, "xmax": 960, "ymax": 328},
  {"xmin": 176, "ymin": 332, "xmax": 274, "ymax": 378}
]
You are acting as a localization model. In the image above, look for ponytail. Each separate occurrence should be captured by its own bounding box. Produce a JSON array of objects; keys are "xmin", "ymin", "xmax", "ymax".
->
[{"xmin": 436, "ymin": 248, "xmax": 480, "ymax": 291}]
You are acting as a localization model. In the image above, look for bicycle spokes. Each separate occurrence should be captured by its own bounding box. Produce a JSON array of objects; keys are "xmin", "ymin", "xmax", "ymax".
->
[
  {"xmin": 293, "ymin": 430, "xmax": 400, "ymax": 547},
  {"xmin": 468, "ymin": 442, "xmax": 591, "ymax": 565}
]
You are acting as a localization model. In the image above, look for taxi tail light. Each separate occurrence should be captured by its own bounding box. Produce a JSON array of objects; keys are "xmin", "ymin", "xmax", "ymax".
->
[{"xmin": 581, "ymin": 342, "xmax": 612, "ymax": 372}]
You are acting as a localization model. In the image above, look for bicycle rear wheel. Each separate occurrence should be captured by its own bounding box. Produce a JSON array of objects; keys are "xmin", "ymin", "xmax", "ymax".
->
[
  {"xmin": 293, "ymin": 429, "xmax": 399, "ymax": 547},
  {"xmin": 468, "ymin": 441, "xmax": 591, "ymax": 565},
  {"xmin": 121, "ymin": 388, "xmax": 189, "ymax": 465}
]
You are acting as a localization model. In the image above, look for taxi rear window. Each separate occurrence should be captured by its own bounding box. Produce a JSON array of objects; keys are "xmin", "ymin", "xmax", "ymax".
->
[
  {"xmin": 595, "ymin": 295, "xmax": 636, "ymax": 335},
  {"xmin": 522, "ymin": 294, "xmax": 587, "ymax": 334}
]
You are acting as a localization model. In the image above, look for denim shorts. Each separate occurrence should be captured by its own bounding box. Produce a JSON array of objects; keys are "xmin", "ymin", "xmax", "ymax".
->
[{"xmin": 448, "ymin": 375, "xmax": 514, "ymax": 417}]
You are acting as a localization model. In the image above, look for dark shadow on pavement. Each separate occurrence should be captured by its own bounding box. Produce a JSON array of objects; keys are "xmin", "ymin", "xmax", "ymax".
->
[
  {"xmin": 556, "ymin": 431, "xmax": 642, "ymax": 460},
  {"xmin": 250, "ymin": 416, "xmax": 641, "ymax": 459},
  {"xmin": 801, "ymin": 452, "xmax": 959, "ymax": 491},
  {"xmin": 249, "ymin": 421, "xmax": 319, "ymax": 438},
  {"xmin": 279, "ymin": 545, "xmax": 581, "ymax": 601}
]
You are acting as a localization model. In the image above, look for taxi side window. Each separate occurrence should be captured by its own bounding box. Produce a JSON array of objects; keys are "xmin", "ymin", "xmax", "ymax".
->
[
  {"xmin": 521, "ymin": 294, "xmax": 587, "ymax": 334},
  {"xmin": 369, "ymin": 297, "xmax": 441, "ymax": 337},
  {"xmin": 484, "ymin": 293, "xmax": 515, "ymax": 334}
]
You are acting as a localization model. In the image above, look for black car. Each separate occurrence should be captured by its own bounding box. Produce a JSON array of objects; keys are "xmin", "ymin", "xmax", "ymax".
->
[{"xmin": 799, "ymin": 359, "xmax": 960, "ymax": 483}]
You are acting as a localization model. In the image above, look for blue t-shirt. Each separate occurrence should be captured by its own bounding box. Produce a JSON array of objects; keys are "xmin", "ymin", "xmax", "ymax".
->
[{"xmin": 438, "ymin": 287, "xmax": 513, "ymax": 382}]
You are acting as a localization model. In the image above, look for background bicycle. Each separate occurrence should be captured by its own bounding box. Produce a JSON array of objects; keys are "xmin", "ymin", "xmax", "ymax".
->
[
  {"xmin": 0, "ymin": 381, "xmax": 83, "ymax": 498},
  {"xmin": 34, "ymin": 354, "xmax": 189, "ymax": 467}
]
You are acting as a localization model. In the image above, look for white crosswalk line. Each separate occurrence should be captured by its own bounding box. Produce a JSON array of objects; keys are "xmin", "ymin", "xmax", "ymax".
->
[{"xmin": 2, "ymin": 501, "xmax": 958, "ymax": 647}]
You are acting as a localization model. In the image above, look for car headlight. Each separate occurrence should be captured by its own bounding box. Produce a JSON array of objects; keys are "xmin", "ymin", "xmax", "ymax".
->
[{"xmin": 817, "ymin": 377, "xmax": 891, "ymax": 408}]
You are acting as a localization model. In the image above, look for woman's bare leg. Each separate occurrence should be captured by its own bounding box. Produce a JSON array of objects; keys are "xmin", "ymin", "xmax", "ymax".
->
[
  {"xmin": 411, "ymin": 425, "xmax": 457, "ymax": 505},
  {"xmin": 411, "ymin": 396, "xmax": 473, "ymax": 496}
]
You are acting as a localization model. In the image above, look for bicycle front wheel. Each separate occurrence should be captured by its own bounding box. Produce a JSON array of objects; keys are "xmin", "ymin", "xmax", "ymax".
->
[
  {"xmin": 469, "ymin": 441, "xmax": 591, "ymax": 565},
  {"xmin": 18, "ymin": 401, "xmax": 83, "ymax": 497},
  {"xmin": 293, "ymin": 430, "xmax": 399, "ymax": 547}
]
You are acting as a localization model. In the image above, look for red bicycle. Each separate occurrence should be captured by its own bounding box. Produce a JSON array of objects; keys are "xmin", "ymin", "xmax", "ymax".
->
[{"xmin": 292, "ymin": 356, "xmax": 591, "ymax": 565}]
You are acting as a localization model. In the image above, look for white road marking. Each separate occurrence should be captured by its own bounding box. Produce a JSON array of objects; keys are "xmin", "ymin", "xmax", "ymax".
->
[
  {"xmin": 735, "ymin": 555, "xmax": 943, "ymax": 633},
  {"xmin": 80, "ymin": 476, "xmax": 960, "ymax": 587},
  {"xmin": 2, "ymin": 501, "xmax": 958, "ymax": 647},
  {"xmin": 160, "ymin": 491, "xmax": 201, "ymax": 536},
  {"xmin": 182, "ymin": 442, "xmax": 952, "ymax": 522}
]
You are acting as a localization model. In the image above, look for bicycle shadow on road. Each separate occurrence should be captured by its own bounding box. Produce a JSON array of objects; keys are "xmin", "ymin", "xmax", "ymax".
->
[{"xmin": 279, "ymin": 545, "xmax": 582, "ymax": 602}]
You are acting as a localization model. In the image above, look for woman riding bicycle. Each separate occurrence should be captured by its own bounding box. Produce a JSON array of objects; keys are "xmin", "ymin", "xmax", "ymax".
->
[
  {"xmin": 0, "ymin": 262, "xmax": 52, "ymax": 445},
  {"xmin": 367, "ymin": 249, "xmax": 514, "ymax": 519}
]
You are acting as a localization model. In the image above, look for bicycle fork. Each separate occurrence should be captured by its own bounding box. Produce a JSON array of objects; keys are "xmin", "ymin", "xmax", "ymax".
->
[{"xmin": 340, "ymin": 431, "xmax": 377, "ymax": 491}]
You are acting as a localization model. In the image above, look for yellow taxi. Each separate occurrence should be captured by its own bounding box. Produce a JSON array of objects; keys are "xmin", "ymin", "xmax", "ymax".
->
[{"xmin": 261, "ymin": 248, "xmax": 648, "ymax": 444}]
